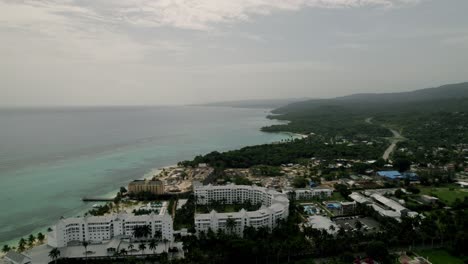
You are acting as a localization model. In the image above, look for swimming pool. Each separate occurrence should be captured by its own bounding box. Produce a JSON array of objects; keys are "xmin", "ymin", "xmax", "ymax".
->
[
  {"xmin": 303, "ymin": 205, "xmax": 318, "ymax": 215},
  {"xmin": 326, "ymin": 202, "xmax": 342, "ymax": 209}
]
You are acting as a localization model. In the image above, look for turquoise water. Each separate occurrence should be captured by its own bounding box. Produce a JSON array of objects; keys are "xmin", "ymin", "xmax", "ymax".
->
[
  {"xmin": 0, "ymin": 106, "xmax": 292, "ymax": 244},
  {"xmin": 326, "ymin": 202, "xmax": 342, "ymax": 209},
  {"xmin": 303, "ymin": 205, "xmax": 317, "ymax": 215}
]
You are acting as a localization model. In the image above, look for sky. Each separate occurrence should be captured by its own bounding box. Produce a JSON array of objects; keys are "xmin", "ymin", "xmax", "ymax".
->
[{"xmin": 1, "ymin": 0, "xmax": 468, "ymax": 106}]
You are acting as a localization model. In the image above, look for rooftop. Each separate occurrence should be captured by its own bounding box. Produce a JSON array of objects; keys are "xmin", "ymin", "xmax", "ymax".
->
[{"xmin": 377, "ymin": 171, "xmax": 402, "ymax": 179}]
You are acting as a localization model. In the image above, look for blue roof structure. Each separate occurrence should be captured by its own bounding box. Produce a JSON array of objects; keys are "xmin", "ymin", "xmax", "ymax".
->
[
  {"xmin": 377, "ymin": 171, "xmax": 402, "ymax": 179},
  {"xmin": 377, "ymin": 171, "xmax": 419, "ymax": 181},
  {"xmin": 402, "ymin": 172, "xmax": 419, "ymax": 181}
]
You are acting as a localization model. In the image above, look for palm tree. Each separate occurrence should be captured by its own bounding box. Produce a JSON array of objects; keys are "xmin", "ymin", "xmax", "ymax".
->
[
  {"xmin": 18, "ymin": 238, "xmax": 26, "ymax": 252},
  {"xmin": 2, "ymin": 245, "xmax": 11, "ymax": 253},
  {"xmin": 226, "ymin": 218, "xmax": 236, "ymax": 235},
  {"xmin": 128, "ymin": 243, "xmax": 134, "ymax": 254},
  {"xmin": 82, "ymin": 240, "xmax": 89, "ymax": 263},
  {"xmin": 119, "ymin": 248, "xmax": 127, "ymax": 256},
  {"xmin": 154, "ymin": 230, "xmax": 162, "ymax": 241},
  {"xmin": 37, "ymin": 233, "xmax": 45, "ymax": 243},
  {"xmin": 149, "ymin": 239, "xmax": 157, "ymax": 254},
  {"xmin": 138, "ymin": 243, "xmax": 146, "ymax": 255},
  {"xmin": 141, "ymin": 225, "xmax": 151, "ymax": 240},
  {"xmin": 133, "ymin": 226, "xmax": 142, "ymax": 240},
  {"xmin": 48, "ymin": 248, "xmax": 60, "ymax": 264},
  {"xmin": 28, "ymin": 234, "xmax": 35, "ymax": 248}
]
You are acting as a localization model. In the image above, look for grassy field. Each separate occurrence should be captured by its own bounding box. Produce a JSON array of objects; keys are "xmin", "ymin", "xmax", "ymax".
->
[
  {"xmin": 329, "ymin": 192, "xmax": 346, "ymax": 201},
  {"xmin": 415, "ymin": 249, "xmax": 466, "ymax": 264},
  {"xmin": 419, "ymin": 186, "xmax": 468, "ymax": 205}
]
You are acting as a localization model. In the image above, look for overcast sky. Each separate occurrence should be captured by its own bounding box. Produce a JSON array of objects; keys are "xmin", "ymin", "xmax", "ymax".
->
[{"xmin": 1, "ymin": 0, "xmax": 467, "ymax": 106}]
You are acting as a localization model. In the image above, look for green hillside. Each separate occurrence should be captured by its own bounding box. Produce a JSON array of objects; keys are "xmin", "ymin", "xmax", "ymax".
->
[{"xmin": 262, "ymin": 82, "xmax": 468, "ymax": 138}]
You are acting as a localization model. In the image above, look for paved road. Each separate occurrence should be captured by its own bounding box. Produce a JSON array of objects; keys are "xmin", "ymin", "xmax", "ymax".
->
[
  {"xmin": 365, "ymin": 117, "xmax": 404, "ymax": 160},
  {"xmin": 382, "ymin": 128, "xmax": 404, "ymax": 160}
]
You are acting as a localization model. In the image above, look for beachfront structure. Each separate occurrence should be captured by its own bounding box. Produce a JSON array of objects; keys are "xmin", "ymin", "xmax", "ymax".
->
[
  {"xmin": 47, "ymin": 213, "xmax": 173, "ymax": 248},
  {"xmin": 194, "ymin": 183, "xmax": 289, "ymax": 236},
  {"xmin": 283, "ymin": 188, "xmax": 333, "ymax": 200},
  {"xmin": 128, "ymin": 179, "xmax": 164, "ymax": 195}
]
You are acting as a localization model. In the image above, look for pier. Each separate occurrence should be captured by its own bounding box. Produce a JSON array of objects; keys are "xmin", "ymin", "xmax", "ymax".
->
[{"xmin": 82, "ymin": 197, "xmax": 115, "ymax": 202}]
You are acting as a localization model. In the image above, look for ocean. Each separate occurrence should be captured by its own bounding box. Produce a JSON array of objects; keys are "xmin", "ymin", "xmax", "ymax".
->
[{"xmin": 0, "ymin": 106, "xmax": 291, "ymax": 244}]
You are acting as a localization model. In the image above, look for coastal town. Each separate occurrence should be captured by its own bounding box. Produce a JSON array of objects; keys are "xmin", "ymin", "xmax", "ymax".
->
[
  {"xmin": 2, "ymin": 147, "xmax": 467, "ymax": 264},
  {"xmin": 2, "ymin": 85, "xmax": 468, "ymax": 264},
  {"xmin": 3, "ymin": 0, "xmax": 468, "ymax": 263}
]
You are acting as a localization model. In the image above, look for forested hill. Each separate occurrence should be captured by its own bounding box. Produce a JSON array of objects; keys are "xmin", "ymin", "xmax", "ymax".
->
[
  {"xmin": 272, "ymin": 82, "xmax": 468, "ymax": 116},
  {"xmin": 182, "ymin": 82, "xmax": 468, "ymax": 169},
  {"xmin": 262, "ymin": 82, "xmax": 468, "ymax": 136}
]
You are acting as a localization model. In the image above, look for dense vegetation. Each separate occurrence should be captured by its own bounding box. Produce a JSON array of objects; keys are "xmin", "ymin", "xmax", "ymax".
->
[
  {"xmin": 383, "ymin": 111, "xmax": 468, "ymax": 166},
  {"xmin": 263, "ymin": 109, "xmax": 392, "ymax": 139},
  {"xmin": 263, "ymin": 83, "xmax": 468, "ymax": 138},
  {"xmin": 182, "ymin": 83, "xmax": 468, "ymax": 169},
  {"xmin": 180, "ymin": 137, "xmax": 387, "ymax": 168}
]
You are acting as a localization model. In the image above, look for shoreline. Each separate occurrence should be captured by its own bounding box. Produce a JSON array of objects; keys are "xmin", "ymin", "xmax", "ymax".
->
[
  {"xmin": 0, "ymin": 164, "xmax": 176, "ymax": 249},
  {"xmin": 1, "ymin": 109, "xmax": 293, "ymax": 250}
]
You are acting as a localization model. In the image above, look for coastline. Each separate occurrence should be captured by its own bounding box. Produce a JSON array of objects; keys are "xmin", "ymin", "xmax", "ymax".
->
[
  {"xmin": 1, "ymin": 107, "xmax": 293, "ymax": 249},
  {"xmin": 0, "ymin": 164, "xmax": 174, "ymax": 251}
]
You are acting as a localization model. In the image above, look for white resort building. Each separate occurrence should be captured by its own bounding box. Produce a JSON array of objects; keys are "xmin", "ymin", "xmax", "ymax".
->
[
  {"xmin": 283, "ymin": 188, "xmax": 333, "ymax": 200},
  {"xmin": 47, "ymin": 213, "xmax": 174, "ymax": 248},
  {"xmin": 194, "ymin": 183, "xmax": 289, "ymax": 236}
]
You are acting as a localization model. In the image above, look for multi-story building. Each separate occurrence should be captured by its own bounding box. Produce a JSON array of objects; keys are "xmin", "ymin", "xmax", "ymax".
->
[
  {"xmin": 47, "ymin": 213, "xmax": 173, "ymax": 248},
  {"xmin": 283, "ymin": 188, "xmax": 333, "ymax": 200},
  {"xmin": 194, "ymin": 184, "xmax": 289, "ymax": 236},
  {"xmin": 128, "ymin": 179, "xmax": 164, "ymax": 195},
  {"xmin": 339, "ymin": 201, "xmax": 357, "ymax": 215}
]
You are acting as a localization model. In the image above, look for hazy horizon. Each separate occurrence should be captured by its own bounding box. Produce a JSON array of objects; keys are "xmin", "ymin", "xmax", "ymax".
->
[{"xmin": 2, "ymin": 0, "xmax": 468, "ymax": 107}]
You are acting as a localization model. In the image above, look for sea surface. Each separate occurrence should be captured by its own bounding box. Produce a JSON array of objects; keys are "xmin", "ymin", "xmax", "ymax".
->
[{"xmin": 0, "ymin": 106, "xmax": 291, "ymax": 244}]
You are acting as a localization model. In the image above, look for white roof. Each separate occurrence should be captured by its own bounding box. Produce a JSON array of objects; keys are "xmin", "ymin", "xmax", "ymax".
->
[
  {"xmin": 349, "ymin": 192, "xmax": 370, "ymax": 204},
  {"xmin": 371, "ymin": 194, "xmax": 406, "ymax": 212},
  {"xmin": 369, "ymin": 204, "xmax": 401, "ymax": 218}
]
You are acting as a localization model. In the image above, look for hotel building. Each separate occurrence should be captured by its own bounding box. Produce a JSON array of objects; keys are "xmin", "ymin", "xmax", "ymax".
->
[
  {"xmin": 283, "ymin": 188, "xmax": 333, "ymax": 200},
  {"xmin": 194, "ymin": 183, "xmax": 289, "ymax": 236},
  {"xmin": 48, "ymin": 213, "xmax": 173, "ymax": 248},
  {"xmin": 128, "ymin": 179, "xmax": 164, "ymax": 195}
]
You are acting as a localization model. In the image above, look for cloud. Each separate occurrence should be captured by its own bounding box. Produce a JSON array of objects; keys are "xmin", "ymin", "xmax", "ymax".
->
[
  {"xmin": 0, "ymin": 0, "xmax": 425, "ymax": 66},
  {"xmin": 79, "ymin": 0, "xmax": 422, "ymax": 30},
  {"xmin": 1, "ymin": 0, "xmax": 422, "ymax": 32}
]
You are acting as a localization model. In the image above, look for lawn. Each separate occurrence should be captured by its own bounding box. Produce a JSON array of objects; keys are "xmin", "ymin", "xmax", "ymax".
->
[
  {"xmin": 330, "ymin": 192, "xmax": 346, "ymax": 201},
  {"xmin": 415, "ymin": 249, "xmax": 466, "ymax": 264},
  {"xmin": 419, "ymin": 186, "xmax": 468, "ymax": 205}
]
